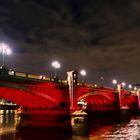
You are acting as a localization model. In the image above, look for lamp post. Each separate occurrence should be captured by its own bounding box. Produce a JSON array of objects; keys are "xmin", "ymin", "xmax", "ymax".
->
[
  {"xmin": 80, "ymin": 69, "xmax": 86, "ymax": 83},
  {"xmin": 100, "ymin": 77, "xmax": 104, "ymax": 87},
  {"xmin": 112, "ymin": 79, "xmax": 117, "ymax": 89},
  {"xmin": 122, "ymin": 82, "xmax": 126, "ymax": 87},
  {"xmin": 134, "ymin": 87, "xmax": 137, "ymax": 91},
  {"xmin": 112, "ymin": 79, "xmax": 117, "ymax": 85},
  {"xmin": 0, "ymin": 43, "xmax": 12, "ymax": 66},
  {"xmin": 51, "ymin": 61, "xmax": 60, "ymax": 78},
  {"xmin": 128, "ymin": 84, "xmax": 132, "ymax": 90},
  {"xmin": 128, "ymin": 84, "xmax": 132, "ymax": 89}
]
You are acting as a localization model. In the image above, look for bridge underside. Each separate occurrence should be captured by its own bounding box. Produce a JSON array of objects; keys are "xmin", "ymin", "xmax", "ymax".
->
[
  {"xmin": 0, "ymin": 79, "xmax": 70, "ymax": 110},
  {"xmin": 0, "ymin": 76, "xmax": 138, "ymax": 112},
  {"xmin": 77, "ymin": 87, "xmax": 138, "ymax": 111}
]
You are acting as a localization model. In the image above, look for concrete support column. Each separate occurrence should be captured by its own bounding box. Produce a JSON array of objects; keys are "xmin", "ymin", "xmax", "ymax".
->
[{"xmin": 117, "ymin": 84, "xmax": 123, "ymax": 108}]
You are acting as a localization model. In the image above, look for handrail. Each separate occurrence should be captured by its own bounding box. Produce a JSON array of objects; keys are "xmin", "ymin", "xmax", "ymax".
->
[
  {"xmin": 7, "ymin": 69, "xmax": 68, "ymax": 85},
  {"xmin": 1, "ymin": 67, "xmax": 97, "ymax": 87}
]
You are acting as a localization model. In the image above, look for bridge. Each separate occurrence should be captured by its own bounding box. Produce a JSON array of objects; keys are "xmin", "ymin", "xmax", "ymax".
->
[
  {"xmin": 0, "ymin": 66, "xmax": 70, "ymax": 110},
  {"xmin": 77, "ymin": 85, "xmax": 139, "ymax": 112},
  {"xmin": 0, "ymin": 66, "xmax": 139, "ymax": 113}
]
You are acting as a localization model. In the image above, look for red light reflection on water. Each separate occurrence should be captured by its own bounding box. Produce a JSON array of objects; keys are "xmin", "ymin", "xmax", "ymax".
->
[
  {"xmin": 90, "ymin": 116, "xmax": 140, "ymax": 139},
  {"xmin": 16, "ymin": 109, "xmax": 72, "ymax": 140}
]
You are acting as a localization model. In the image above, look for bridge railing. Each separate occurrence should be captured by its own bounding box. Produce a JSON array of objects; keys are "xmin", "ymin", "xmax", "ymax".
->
[
  {"xmin": 0, "ymin": 66, "xmax": 68, "ymax": 85},
  {"xmin": 0, "ymin": 66, "xmax": 104, "ymax": 88},
  {"xmin": 12, "ymin": 71, "xmax": 68, "ymax": 84},
  {"xmin": 77, "ymin": 82, "xmax": 108, "ymax": 89}
]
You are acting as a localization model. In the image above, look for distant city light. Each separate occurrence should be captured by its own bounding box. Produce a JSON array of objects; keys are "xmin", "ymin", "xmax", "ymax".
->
[
  {"xmin": 39, "ymin": 75, "xmax": 43, "ymax": 79},
  {"xmin": 8, "ymin": 70, "xmax": 14, "ymax": 75}
]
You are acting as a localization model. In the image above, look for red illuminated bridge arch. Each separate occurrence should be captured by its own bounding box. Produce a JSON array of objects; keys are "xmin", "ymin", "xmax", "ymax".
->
[
  {"xmin": 77, "ymin": 86, "xmax": 138, "ymax": 111},
  {"xmin": 0, "ymin": 78, "xmax": 69, "ymax": 110},
  {"xmin": 0, "ymin": 67, "xmax": 138, "ymax": 112}
]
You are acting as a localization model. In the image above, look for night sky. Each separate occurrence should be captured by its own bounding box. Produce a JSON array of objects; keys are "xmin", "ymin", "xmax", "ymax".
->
[{"xmin": 0, "ymin": 0, "xmax": 140, "ymax": 86}]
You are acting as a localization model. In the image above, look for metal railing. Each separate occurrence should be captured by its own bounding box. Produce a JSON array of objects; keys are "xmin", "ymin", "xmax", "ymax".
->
[
  {"xmin": 0, "ymin": 66, "xmax": 97, "ymax": 88},
  {"xmin": 0, "ymin": 66, "xmax": 68, "ymax": 85}
]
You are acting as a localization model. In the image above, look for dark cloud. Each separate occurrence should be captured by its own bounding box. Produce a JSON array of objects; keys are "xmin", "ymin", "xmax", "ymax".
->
[{"xmin": 0, "ymin": 0, "xmax": 140, "ymax": 86}]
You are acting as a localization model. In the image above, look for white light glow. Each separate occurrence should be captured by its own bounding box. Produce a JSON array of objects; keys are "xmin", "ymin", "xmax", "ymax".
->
[
  {"xmin": 9, "ymin": 70, "xmax": 14, "ymax": 75},
  {"xmin": 0, "ymin": 43, "xmax": 11, "ymax": 55},
  {"xmin": 122, "ymin": 82, "xmax": 126, "ymax": 87},
  {"xmin": 128, "ymin": 84, "xmax": 132, "ymax": 89},
  {"xmin": 52, "ymin": 61, "xmax": 60, "ymax": 69},
  {"xmin": 6, "ymin": 48, "xmax": 12, "ymax": 55},
  {"xmin": 112, "ymin": 79, "xmax": 117, "ymax": 84},
  {"xmin": 0, "ymin": 43, "xmax": 12, "ymax": 66},
  {"xmin": 134, "ymin": 87, "xmax": 137, "ymax": 90},
  {"xmin": 80, "ymin": 70, "xmax": 86, "ymax": 76}
]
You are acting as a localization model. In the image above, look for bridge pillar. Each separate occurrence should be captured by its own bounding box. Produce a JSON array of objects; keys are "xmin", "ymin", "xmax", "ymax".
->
[
  {"xmin": 117, "ymin": 84, "xmax": 123, "ymax": 108},
  {"xmin": 67, "ymin": 71, "xmax": 78, "ymax": 111},
  {"xmin": 113, "ymin": 91, "xmax": 120, "ymax": 110}
]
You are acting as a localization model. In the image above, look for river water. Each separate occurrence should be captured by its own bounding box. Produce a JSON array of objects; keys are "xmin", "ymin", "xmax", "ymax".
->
[{"xmin": 0, "ymin": 110, "xmax": 140, "ymax": 140}]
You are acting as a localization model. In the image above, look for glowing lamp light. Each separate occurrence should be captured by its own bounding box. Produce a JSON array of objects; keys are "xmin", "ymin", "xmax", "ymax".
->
[
  {"xmin": 39, "ymin": 75, "xmax": 46, "ymax": 79},
  {"xmin": 0, "ymin": 43, "xmax": 12, "ymax": 55},
  {"xmin": 134, "ymin": 87, "xmax": 137, "ymax": 91},
  {"xmin": 80, "ymin": 69, "xmax": 86, "ymax": 83},
  {"xmin": 8, "ymin": 70, "xmax": 14, "ymax": 75},
  {"xmin": 112, "ymin": 79, "xmax": 117, "ymax": 85},
  {"xmin": 122, "ymin": 82, "xmax": 126, "ymax": 87},
  {"xmin": 128, "ymin": 84, "xmax": 132, "ymax": 89},
  {"xmin": 80, "ymin": 70, "xmax": 86, "ymax": 76},
  {"xmin": 94, "ymin": 84, "xmax": 98, "ymax": 88},
  {"xmin": 51, "ymin": 61, "xmax": 61, "ymax": 77},
  {"xmin": 52, "ymin": 61, "xmax": 60, "ymax": 69},
  {"xmin": 6, "ymin": 48, "xmax": 12, "ymax": 55},
  {"xmin": 0, "ymin": 43, "xmax": 12, "ymax": 66}
]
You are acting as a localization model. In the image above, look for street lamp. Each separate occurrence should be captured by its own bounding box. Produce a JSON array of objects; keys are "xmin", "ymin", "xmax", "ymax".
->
[
  {"xmin": 100, "ymin": 76, "xmax": 104, "ymax": 86},
  {"xmin": 112, "ymin": 79, "xmax": 117, "ymax": 85},
  {"xmin": 128, "ymin": 84, "xmax": 132, "ymax": 89},
  {"xmin": 80, "ymin": 69, "xmax": 86, "ymax": 83},
  {"xmin": 0, "ymin": 43, "xmax": 12, "ymax": 66},
  {"xmin": 122, "ymin": 82, "xmax": 126, "ymax": 87},
  {"xmin": 51, "ymin": 61, "xmax": 60, "ymax": 78},
  {"xmin": 134, "ymin": 87, "xmax": 137, "ymax": 91},
  {"xmin": 112, "ymin": 79, "xmax": 117, "ymax": 89}
]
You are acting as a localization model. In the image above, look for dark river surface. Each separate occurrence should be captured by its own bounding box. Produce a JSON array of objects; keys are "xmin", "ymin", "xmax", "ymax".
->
[{"xmin": 0, "ymin": 110, "xmax": 140, "ymax": 140}]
